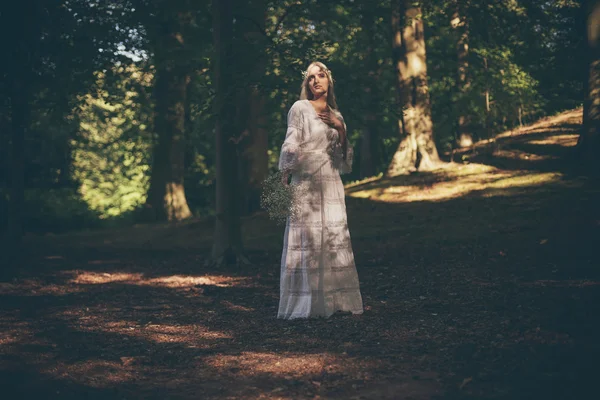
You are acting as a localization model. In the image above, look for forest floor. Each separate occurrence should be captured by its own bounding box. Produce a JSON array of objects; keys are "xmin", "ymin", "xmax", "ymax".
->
[{"xmin": 1, "ymin": 108, "xmax": 599, "ymax": 399}]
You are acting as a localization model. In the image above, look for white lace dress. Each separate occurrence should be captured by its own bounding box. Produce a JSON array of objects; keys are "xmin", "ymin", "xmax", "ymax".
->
[{"xmin": 277, "ymin": 99, "xmax": 363, "ymax": 319}]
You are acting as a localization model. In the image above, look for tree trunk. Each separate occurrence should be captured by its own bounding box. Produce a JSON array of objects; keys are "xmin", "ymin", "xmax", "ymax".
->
[
  {"xmin": 360, "ymin": 9, "xmax": 381, "ymax": 178},
  {"xmin": 483, "ymin": 56, "xmax": 493, "ymax": 138},
  {"xmin": 236, "ymin": 0, "xmax": 269, "ymax": 215},
  {"xmin": 578, "ymin": 0, "xmax": 600, "ymax": 173},
  {"xmin": 387, "ymin": 0, "xmax": 441, "ymax": 176},
  {"xmin": 145, "ymin": 9, "xmax": 192, "ymax": 222},
  {"xmin": 4, "ymin": 12, "xmax": 30, "ymax": 270},
  {"xmin": 452, "ymin": 1, "xmax": 473, "ymax": 148},
  {"xmin": 5, "ymin": 75, "xmax": 28, "ymax": 268},
  {"xmin": 211, "ymin": 0, "xmax": 247, "ymax": 265},
  {"xmin": 239, "ymin": 89, "xmax": 268, "ymax": 214}
]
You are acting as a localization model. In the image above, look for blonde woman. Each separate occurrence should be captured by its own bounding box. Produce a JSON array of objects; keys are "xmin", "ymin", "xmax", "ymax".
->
[{"xmin": 277, "ymin": 61, "xmax": 363, "ymax": 319}]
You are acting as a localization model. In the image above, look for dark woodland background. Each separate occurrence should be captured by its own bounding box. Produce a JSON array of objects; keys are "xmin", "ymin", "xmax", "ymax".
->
[
  {"xmin": 1, "ymin": 1, "xmax": 597, "ymax": 252},
  {"xmin": 0, "ymin": 1, "xmax": 599, "ymax": 399}
]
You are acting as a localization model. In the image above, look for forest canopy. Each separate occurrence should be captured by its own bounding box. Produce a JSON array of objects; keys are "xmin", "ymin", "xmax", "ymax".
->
[{"xmin": 0, "ymin": 0, "xmax": 592, "ymax": 241}]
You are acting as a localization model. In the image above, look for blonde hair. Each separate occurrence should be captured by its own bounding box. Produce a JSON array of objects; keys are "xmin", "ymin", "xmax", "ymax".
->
[{"xmin": 300, "ymin": 61, "xmax": 339, "ymax": 111}]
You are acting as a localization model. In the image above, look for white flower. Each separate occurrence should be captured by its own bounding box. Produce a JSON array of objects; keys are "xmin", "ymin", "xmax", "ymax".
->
[{"xmin": 260, "ymin": 171, "xmax": 303, "ymax": 225}]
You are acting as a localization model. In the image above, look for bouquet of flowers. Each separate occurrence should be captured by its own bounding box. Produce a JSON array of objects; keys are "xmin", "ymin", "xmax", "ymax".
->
[{"xmin": 260, "ymin": 171, "xmax": 302, "ymax": 225}]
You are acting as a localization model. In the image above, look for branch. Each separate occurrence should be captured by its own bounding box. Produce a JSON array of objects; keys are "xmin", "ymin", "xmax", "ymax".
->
[{"xmin": 272, "ymin": 1, "xmax": 302, "ymax": 36}]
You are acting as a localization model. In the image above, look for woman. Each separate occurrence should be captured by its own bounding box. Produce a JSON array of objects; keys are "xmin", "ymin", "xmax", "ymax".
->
[{"xmin": 277, "ymin": 61, "xmax": 363, "ymax": 319}]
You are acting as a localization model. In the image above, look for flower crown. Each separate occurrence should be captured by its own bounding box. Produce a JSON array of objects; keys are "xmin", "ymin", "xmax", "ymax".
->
[{"xmin": 302, "ymin": 68, "xmax": 334, "ymax": 82}]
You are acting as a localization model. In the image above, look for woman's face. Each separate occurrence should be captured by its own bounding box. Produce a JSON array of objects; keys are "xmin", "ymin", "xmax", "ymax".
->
[{"xmin": 307, "ymin": 65, "xmax": 329, "ymax": 98}]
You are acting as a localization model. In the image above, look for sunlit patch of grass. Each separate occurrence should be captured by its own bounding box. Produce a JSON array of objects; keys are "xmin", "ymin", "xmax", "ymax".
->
[
  {"xmin": 495, "ymin": 108, "xmax": 582, "ymax": 139},
  {"xmin": 526, "ymin": 133, "xmax": 579, "ymax": 147},
  {"xmin": 344, "ymin": 174, "xmax": 383, "ymax": 189},
  {"xmin": 68, "ymin": 271, "xmax": 250, "ymax": 288},
  {"xmin": 0, "ymin": 272, "xmax": 251, "ymax": 297},
  {"xmin": 493, "ymin": 149, "xmax": 557, "ymax": 161},
  {"xmin": 485, "ymin": 172, "xmax": 562, "ymax": 188},
  {"xmin": 204, "ymin": 351, "xmax": 370, "ymax": 378},
  {"xmin": 74, "ymin": 316, "xmax": 233, "ymax": 344},
  {"xmin": 0, "ymin": 320, "xmax": 33, "ymax": 346},
  {"xmin": 346, "ymin": 164, "xmax": 571, "ymax": 203}
]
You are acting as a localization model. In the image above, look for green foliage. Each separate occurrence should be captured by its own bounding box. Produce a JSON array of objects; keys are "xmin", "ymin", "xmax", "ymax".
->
[
  {"xmin": 424, "ymin": 0, "xmax": 577, "ymax": 144},
  {"xmin": 72, "ymin": 65, "xmax": 154, "ymax": 219},
  {"xmin": 0, "ymin": 0, "xmax": 588, "ymax": 234},
  {"xmin": 472, "ymin": 47, "xmax": 544, "ymax": 127}
]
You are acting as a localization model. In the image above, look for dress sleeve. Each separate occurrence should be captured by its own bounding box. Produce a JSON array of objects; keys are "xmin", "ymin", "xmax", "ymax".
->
[
  {"xmin": 278, "ymin": 102, "xmax": 304, "ymax": 172},
  {"xmin": 333, "ymin": 113, "xmax": 353, "ymax": 175}
]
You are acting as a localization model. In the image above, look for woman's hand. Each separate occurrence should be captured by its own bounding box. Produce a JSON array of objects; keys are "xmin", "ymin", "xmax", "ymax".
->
[{"xmin": 318, "ymin": 111, "xmax": 344, "ymax": 132}]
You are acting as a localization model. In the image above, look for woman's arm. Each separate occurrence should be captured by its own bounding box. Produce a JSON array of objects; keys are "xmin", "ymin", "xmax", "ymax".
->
[{"xmin": 278, "ymin": 101, "xmax": 305, "ymax": 184}]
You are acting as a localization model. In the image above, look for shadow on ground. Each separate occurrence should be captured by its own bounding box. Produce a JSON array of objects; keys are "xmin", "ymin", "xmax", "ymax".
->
[{"xmin": 1, "ymin": 109, "xmax": 599, "ymax": 399}]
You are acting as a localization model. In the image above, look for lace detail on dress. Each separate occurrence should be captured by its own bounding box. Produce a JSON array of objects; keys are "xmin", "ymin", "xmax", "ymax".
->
[
  {"xmin": 278, "ymin": 143, "xmax": 301, "ymax": 172},
  {"xmin": 278, "ymin": 100, "xmax": 363, "ymax": 320},
  {"xmin": 278, "ymin": 102, "xmax": 304, "ymax": 172},
  {"xmin": 288, "ymin": 220, "xmax": 348, "ymax": 228},
  {"xmin": 335, "ymin": 145, "xmax": 353, "ymax": 174}
]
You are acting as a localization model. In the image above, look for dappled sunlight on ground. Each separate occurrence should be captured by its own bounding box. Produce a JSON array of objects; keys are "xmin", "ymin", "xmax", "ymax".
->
[
  {"xmin": 526, "ymin": 133, "xmax": 579, "ymax": 147},
  {"xmin": 0, "ymin": 271, "xmax": 251, "ymax": 298},
  {"xmin": 1, "ymin": 108, "xmax": 598, "ymax": 399},
  {"xmin": 68, "ymin": 271, "xmax": 249, "ymax": 288},
  {"xmin": 442, "ymin": 108, "xmax": 582, "ymax": 173},
  {"xmin": 0, "ymin": 279, "xmax": 86, "ymax": 296},
  {"xmin": 74, "ymin": 316, "xmax": 233, "ymax": 344},
  {"xmin": 347, "ymin": 164, "xmax": 569, "ymax": 203},
  {"xmin": 492, "ymin": 149, "xmax": 556, "ymax": 161},
  {"xmin": 0, "ymin": 320, "xmax": 34, "ymax": 346},
  {"xmin": 204, "ymin": 351, "xmax": 370, "ymax": 378},
  {"xmin": 346, "ymin": 114, "xmax": 587, "ymax": 203},
  {"xmin": 495, "ymin": 108, "xmax": 582, "ymax": 139},
  {"xmin": 42, "ymin": 359, "xmax": 139, "ymax": 388}
]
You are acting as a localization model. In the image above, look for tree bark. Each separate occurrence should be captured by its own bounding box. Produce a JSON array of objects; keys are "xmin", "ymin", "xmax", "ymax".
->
[
  {"xmin": 578, "ymin": 0, "xmax": 600, "ymax": 173},
  {"xmin": 360, "ymin": 8, "xmax": 381, "ymax": 178},
  {"xmin": 239, "ymin": 89, "xmax": 268, "ymax": 214},
  {"xmin": 5, "ymin": 74, "xmax": 28, "ymax": 268},
  {"xmin": 452, "ymin": 1, "xmax": 473, "ymax": 148},
  {"xmin": 236, "ymin": 0, "xmax": 269, "ymax": 215},
  {"xmin": 211, "ymin": 0, "xmax": 247, "ymax": 265},
  {"xmin": 145, "ymin": 8, "xmax": 193, "ymax": 222},
  {"xmin": 4, "ymin": 8, "xmax": 31, "ymax": 270},
  {"xmin": 483, "ymin": 56, "xmax": 493, "ymax": 138},
  {"xmin": 387, "ymin": 0, "xmax": 441, "ymax": 176}
]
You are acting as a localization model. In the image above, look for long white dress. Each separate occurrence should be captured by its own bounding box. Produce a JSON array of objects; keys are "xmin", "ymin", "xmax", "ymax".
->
[{"xmin": 277, "ymin": 99, "xmax": 363, "ymax": 319}]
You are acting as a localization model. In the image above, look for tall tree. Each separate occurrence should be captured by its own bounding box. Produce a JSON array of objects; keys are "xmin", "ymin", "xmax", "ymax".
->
[
  {"xmin": 360, "ymin": 4, "xmax": 383, "ymax": 178},
  {"xmin": 145, "ymin": 0, "xmax": 194, "ymax": 221},
  {"xmin": 211, "ymin": 0, "xmax": 248, "ymax": 265},
  {"xmin": 387, "ymin": 0, "xmax": 441, "ymax": 176},
  {"xmin": 5, "ymin": 19, "xmax": 29, "ymax": 261},
  {"xmin": 452, "ymin": 0, "xmax": 473, "ymax": 147},
  {"xmin": 578, "ymin": 0, "xmax": 600, "ymax": 172},
  {"xmin": 235, "ymin": 0, "xmax": 269, "ymax": 215},
  {"xmin": 0, "ymin": 0, "xmax": 131, "ymax": 267}
]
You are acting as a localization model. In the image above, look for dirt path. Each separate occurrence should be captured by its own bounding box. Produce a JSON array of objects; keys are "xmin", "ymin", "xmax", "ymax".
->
[{"xmin": 1, "ymin": 109, "xmax": 599, "ymax": 399}]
